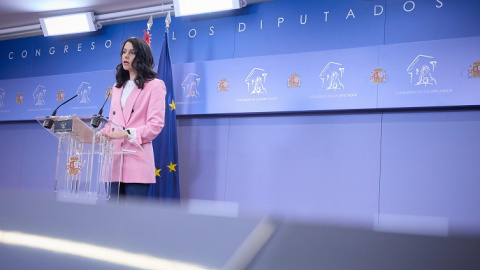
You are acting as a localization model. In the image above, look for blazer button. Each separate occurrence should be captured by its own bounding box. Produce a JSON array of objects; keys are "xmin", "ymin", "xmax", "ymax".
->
[
  {"xmin": 131, "ymin": 109, "xmax": 134, "ymax": 113},
  {"xmin": 121, "ymin": 142, "xmax": 124, "ymax": 147},
  {"xmin": 111, "ymin": 128, "xmax": 115, "ymax": 132},
  {"xmin": 113, "ymin": 111, "xmax": 116, "ymax": 115},
  {"xmin": 123, "ymin": 127, "xmax": 126, "ymax": 130}
]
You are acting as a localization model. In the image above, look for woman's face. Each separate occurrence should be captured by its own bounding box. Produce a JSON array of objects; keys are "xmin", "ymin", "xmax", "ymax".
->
[{"xmin": 122, "ymin": 42, "xmax": 136, "ymax": 72}]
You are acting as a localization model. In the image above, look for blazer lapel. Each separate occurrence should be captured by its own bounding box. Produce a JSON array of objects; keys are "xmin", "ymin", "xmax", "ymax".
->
[
  {"xmin": 112, "ymin": 87, "xmax": 126, "ymax": 128},
  {"xmin": 123, "ymin": 85, "xmax": 141, "ymax": 124}
]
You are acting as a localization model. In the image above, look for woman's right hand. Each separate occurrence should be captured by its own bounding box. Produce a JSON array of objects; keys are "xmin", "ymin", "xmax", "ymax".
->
[{"xmin": 104, "ymin": 131, "xmax": 128, "ymax": 140}]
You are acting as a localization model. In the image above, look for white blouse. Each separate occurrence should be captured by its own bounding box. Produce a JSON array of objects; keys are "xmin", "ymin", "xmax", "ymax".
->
[{"xmin": 121, "ymin": 80, "xmax": 135, "ymax": 109}]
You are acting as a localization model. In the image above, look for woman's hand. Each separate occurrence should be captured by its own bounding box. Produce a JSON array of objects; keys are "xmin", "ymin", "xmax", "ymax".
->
[{"xmin": 104, "ymin": 131, "xmax": 128, "ymax": 140}]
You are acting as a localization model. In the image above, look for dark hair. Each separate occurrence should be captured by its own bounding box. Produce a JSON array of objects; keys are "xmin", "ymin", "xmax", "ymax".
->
[{"xmin": 115, "ymin": 37, "xmax": 157, "ymax": 89}]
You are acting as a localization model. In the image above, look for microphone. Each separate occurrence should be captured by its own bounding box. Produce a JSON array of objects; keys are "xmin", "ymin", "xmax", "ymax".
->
[
  {"xmin": 90, "ymin": 95, "xmax": 110, "ymax": 128},
  {"xmin": 43, "ymin": 94, "xmax": 78, "ymax": 129}
]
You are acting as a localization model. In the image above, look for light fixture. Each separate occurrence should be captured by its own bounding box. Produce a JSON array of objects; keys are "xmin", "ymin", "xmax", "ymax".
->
[
  {"xmin": 173, "ymin": 0, "xmax": 245, "ymax": 17},
  {"xmin": 0, "ymin": 4, "xmax": 174, "ymax": 41},
  {"xmin": 39, "ymin": 12, "xmax": 98, "ymax": 37}
]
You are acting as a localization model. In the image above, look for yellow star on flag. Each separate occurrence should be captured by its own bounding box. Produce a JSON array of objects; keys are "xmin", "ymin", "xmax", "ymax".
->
[
  {"xmin": 155, "ymin": 168, "xmax": 161, "ymax": 177},
  {"xmin": 167, "ymin": 161, "xmax": 177, "ymax": 173},
  {"xmin": 169, "ymin": 100, "xmax": 176, "ymax": 111}
]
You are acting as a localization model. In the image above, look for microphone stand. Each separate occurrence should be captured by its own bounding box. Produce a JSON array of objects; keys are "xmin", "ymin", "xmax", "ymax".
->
[
  {"xmin": 91, "ymin": 95, "xmax": 110, "ymax": 129},
  {"xmin": 43, "ymin": 94, "xmax": 78, "ymax": 129}
]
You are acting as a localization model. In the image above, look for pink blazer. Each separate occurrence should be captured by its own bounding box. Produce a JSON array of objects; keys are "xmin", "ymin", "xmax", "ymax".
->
[{"xmin": 103, "ymin": 79, "xmax": 166, "ymax": 183}]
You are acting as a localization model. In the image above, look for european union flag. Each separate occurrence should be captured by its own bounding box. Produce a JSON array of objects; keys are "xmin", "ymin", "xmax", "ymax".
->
[{"xmin": 148, "ymin": 29, "xmax": 180, "ymax": 199}]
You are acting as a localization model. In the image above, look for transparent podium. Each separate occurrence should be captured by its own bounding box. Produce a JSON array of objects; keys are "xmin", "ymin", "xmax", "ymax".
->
[{"xmin": 36, "ymin": 114, "xmax": 142, "ymax": 200}]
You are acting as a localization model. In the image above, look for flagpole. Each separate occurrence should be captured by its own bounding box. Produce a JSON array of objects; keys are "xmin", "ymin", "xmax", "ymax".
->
[{"xmin": 165, "ymin": 11, "xmax": 171, "ymax": 31}]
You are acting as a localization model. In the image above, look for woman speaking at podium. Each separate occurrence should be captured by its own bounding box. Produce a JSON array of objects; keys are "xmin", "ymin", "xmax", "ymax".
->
[{"xmin": 102, "ymin": 37, "xmax": 166, "ymax": 199}]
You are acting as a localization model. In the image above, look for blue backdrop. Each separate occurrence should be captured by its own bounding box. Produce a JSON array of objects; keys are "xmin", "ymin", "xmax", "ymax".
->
[{"xmin": 0, "ymin": 0, "xmax": 479, "ymax": 120}]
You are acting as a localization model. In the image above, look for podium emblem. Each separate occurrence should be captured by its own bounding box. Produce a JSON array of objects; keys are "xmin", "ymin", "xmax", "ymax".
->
[{"xmin": 66, "ymin": 155, "xmax": 82, "ymax": 175}]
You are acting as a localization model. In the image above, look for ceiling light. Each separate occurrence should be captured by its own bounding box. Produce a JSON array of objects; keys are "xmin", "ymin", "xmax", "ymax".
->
[
  {"xmin": 173, "ymin": 0, "xmax": 244, "ymax": 17},
  {"xmin": 39, "ymin": 12, "xmax": 98, "ymax": 37}
]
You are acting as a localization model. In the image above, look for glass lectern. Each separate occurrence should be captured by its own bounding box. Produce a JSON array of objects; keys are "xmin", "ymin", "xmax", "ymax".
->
[{"xmin": 36, "ymin": 114, "xmax": 142, "ymax": 200}]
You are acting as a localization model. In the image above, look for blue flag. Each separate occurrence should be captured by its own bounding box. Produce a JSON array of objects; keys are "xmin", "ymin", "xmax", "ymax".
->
[{"xmin": 148, "ymin": 30, "xmax": 180, "ymax": 199}]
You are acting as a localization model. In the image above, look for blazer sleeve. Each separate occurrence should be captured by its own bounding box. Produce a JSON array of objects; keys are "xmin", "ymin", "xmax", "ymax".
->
[{"xmin": 135, "ymin": 79, "xmax": 166, "ymax": 145}]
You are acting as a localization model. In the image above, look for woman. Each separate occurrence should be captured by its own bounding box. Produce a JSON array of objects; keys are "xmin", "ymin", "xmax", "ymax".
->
[{"xmin": 103, "ymin": 37, "xmax": 166, "ymax": 198}]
